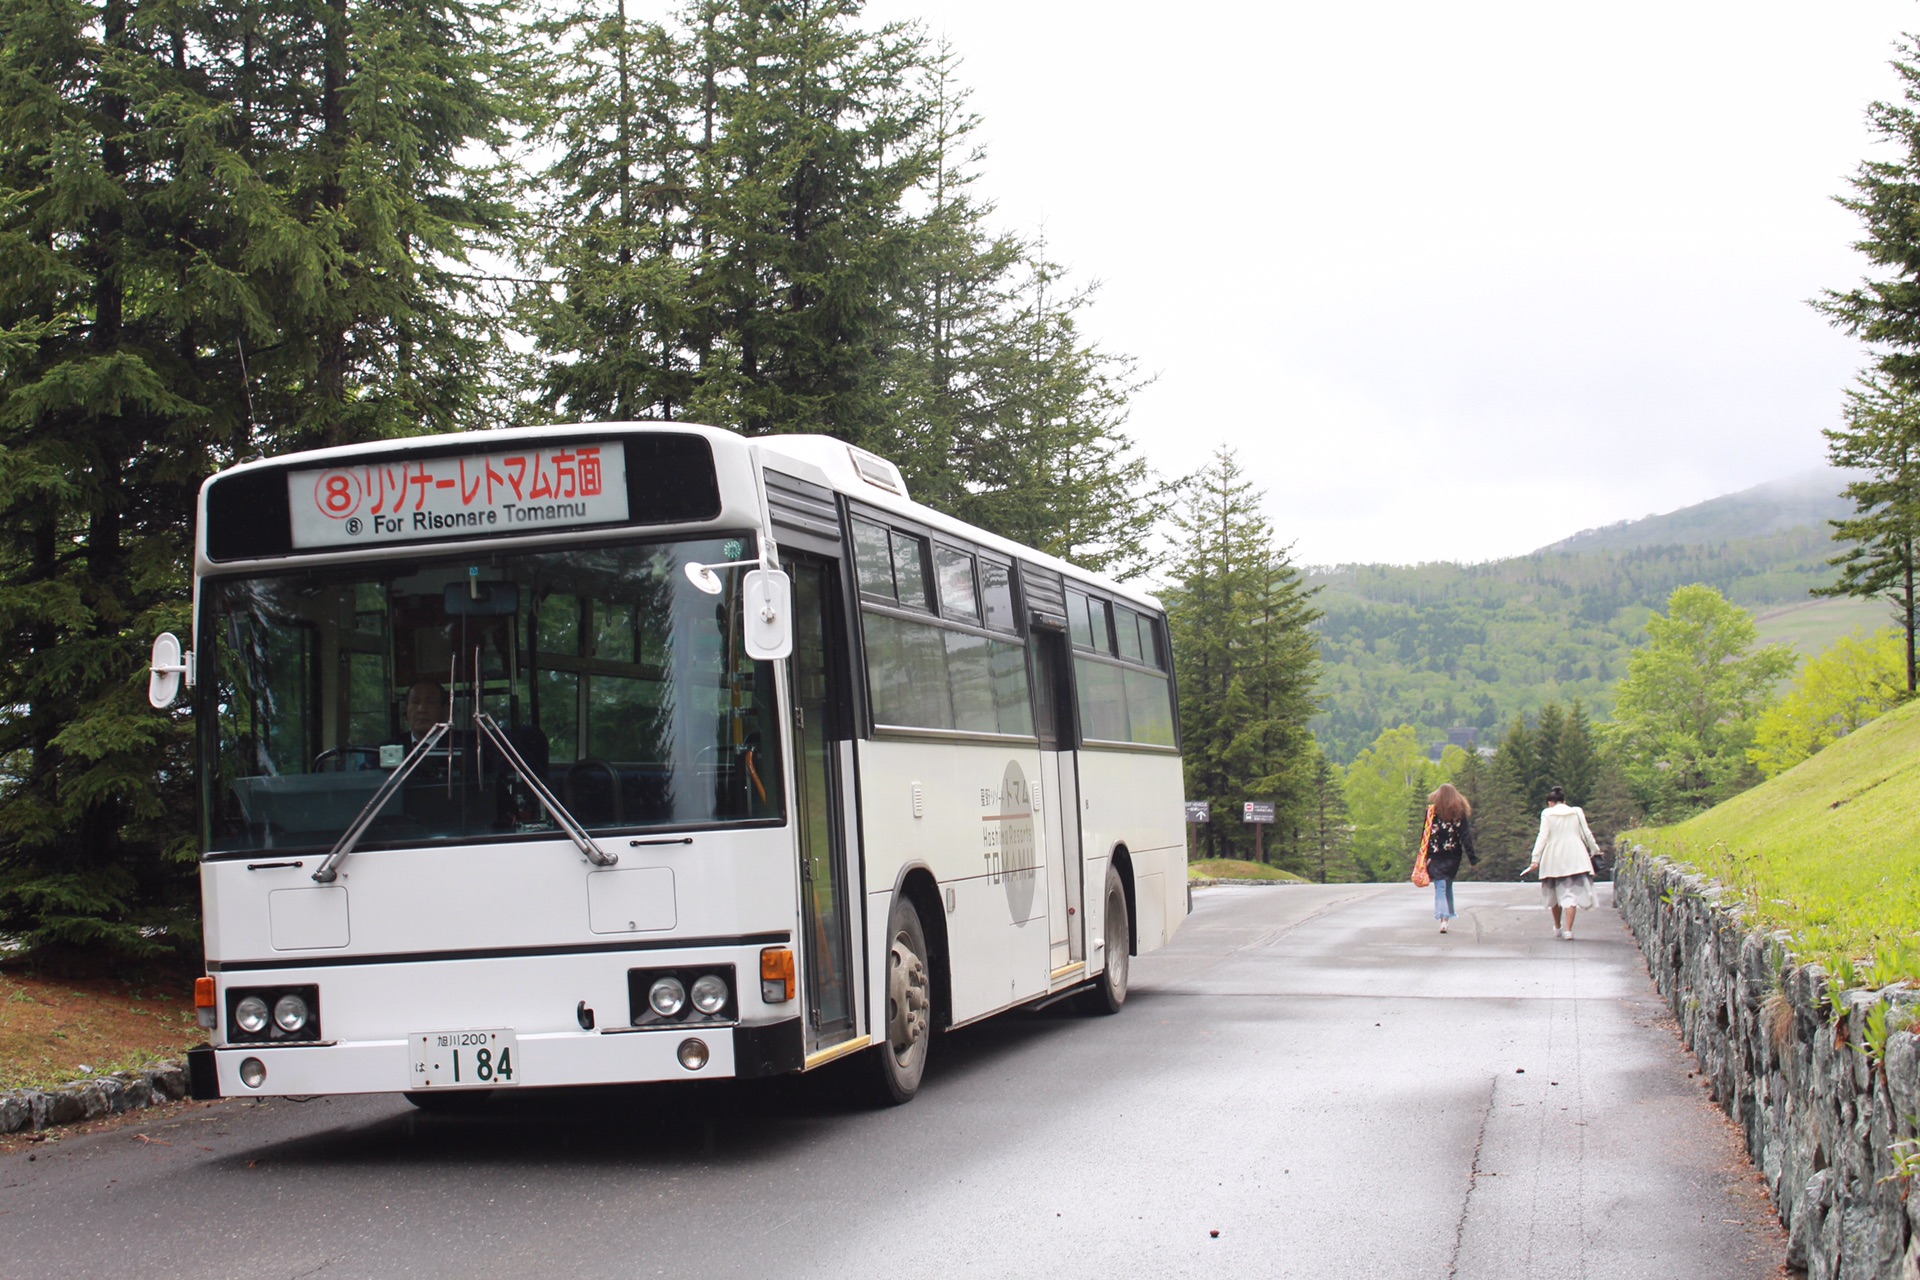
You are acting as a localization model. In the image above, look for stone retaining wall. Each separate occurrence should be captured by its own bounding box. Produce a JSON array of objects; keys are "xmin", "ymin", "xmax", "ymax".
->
[
  {"xmin": 0, "ymin": 1063, "xmax": 189, "ymax": 1135},
  {"xmin": 1618, "ymin": 851, "xmax": 1920, "ymax": 1280}
]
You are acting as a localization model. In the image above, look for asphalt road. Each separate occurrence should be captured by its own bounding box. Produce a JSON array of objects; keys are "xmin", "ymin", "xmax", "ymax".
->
[{"xmin": 0, "ymin": 883, "xmax": 1785, "ymax": 1279}]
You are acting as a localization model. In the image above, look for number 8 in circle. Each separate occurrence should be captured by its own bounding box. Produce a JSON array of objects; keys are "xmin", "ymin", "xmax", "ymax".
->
[{"xmin": 314, "ymin": 470, "xmax": 362, "ymax": 520}]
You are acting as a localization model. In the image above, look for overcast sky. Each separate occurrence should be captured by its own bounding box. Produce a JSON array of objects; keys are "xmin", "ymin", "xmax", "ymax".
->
[{"xmin": 861, "ymin": 0, "xmax": 1916, "ymax": 565}]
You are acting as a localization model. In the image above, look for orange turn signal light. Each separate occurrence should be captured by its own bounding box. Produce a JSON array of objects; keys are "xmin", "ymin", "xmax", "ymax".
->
[
  {"xmin": 760, "ymin": 947, "xmax": 795, "ymax": 1003},
  {"xmin": 194, "ymin": 976, "xmax": 217, "ymax": 1030}
]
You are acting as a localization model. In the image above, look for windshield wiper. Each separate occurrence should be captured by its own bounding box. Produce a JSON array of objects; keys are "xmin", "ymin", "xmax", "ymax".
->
[
  {"xmin": 309, "ymin": 716, "xmax": 618, "ymax": 883},
  {"xmin": 470, "ymin": 712, "xmax": 617, "ymax": 868},
  {"xmin": 311, "ymin": 722, "xmax": 452, "ymax": 884}
]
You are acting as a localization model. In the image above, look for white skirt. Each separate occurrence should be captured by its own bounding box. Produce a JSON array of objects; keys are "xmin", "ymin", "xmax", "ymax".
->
[{"xmin": 1541, "ymin": 874, "xmax": 1595, "ymax": 911}]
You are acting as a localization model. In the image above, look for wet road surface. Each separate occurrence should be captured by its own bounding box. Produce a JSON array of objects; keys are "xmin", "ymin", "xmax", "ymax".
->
[{"xmin": 0, "ymin": 882, "xmax": 1785, "ymax": 1278}]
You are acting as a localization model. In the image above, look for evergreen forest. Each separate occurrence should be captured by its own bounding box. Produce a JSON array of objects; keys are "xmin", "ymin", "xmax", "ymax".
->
[
  {"xmin": 1, "ymin": 0, "xmax": 1914, "ymax": 960},
  {"xmin": 0, "ymin": 0, "xmax": 1177, "ymax": 963}
]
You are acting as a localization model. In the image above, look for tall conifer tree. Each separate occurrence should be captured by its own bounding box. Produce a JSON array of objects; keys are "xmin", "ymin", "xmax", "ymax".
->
[
  {"xmin": 1814, "ymin": 379, "xmax": 1919, "ymax": 694},
  {"xmin": 1165, "ymin": 447, "xmax": 1321, "ymax": 861},
  {"xmin": 521, "ymin": 0, "xmax": 699, "ymax": 421},
  {"xmin": 1818, "ymin": 42, "xmax": 1920, "ymax": 693},
  {"xmin": 0, "ymin": 0, "xmax": 518, "ymax": 960}
]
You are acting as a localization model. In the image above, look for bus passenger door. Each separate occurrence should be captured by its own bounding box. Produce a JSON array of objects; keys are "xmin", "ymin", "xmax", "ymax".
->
[
  {"xmin": 789, "ymin": 557, "xmax": 856, "ymax": 1052},
  {"xmin": 1033, "ymin": 628, "xmax": 1084, "ymax": 972}
]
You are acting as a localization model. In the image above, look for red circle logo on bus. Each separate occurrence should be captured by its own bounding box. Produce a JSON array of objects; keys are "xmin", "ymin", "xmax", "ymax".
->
[{"xmin": 313, "ymin": 470, "xmax": 362, "ymax": 520}]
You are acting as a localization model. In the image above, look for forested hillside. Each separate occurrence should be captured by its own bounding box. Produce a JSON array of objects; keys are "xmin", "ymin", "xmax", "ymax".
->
[{"xmin": 1311, "ymin": 477, "xmax": 1881, "ymax": 763}]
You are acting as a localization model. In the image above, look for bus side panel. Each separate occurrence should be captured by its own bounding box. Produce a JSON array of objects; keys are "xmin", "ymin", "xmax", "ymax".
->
[
  {"xmin": 857, "ymin": 738, "xmax": 1050, "ymax": 1028},
  {"xmin": 1073, "ymin": 749, "xmax": 1186, "ymax": 953}
]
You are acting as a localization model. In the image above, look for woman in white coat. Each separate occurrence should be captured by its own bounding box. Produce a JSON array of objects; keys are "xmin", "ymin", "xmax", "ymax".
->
[{"xmin": 1524, "ymin": 786, "xmax": 1600, "ymax": 940}]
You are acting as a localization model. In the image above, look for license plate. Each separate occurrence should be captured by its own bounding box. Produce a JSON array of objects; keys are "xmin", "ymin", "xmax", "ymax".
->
[{"xmin": 409, "ymin": 1028, "xmax": 518, "ymax": 1089}]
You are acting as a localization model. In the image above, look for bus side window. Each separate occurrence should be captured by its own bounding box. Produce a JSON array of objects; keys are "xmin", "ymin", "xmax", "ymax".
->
[
  {"xmin": 1066, "ymin": 590, "xmax": 1094, "ymax": 649},
  {"xmin": 980, "ymin": 558, "xmax": 1016, "ymax": 632},
  {"xmin": 890, "ymin": 531, "xmax": 930, "ymax": 611},
  {"xmin": 1114, "ymin": 606, "xmax": 1144, "ymax": 664},
  {"xmin": 852, "ymin": 519, "xmax": 894, "ymax": 599},
  {"xmin": 933, "ymin": 544, "xmax": 979, "ymax": 622}
]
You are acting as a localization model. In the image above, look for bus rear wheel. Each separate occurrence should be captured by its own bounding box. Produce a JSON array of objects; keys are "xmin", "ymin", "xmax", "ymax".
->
[
  {"xmin": 870, "ymin": 896, "xmax": 932, "ymax": 1105},
  {"xmin": 1087, "ymin": 864, "xmax": 1130, "ymax": 1015}
]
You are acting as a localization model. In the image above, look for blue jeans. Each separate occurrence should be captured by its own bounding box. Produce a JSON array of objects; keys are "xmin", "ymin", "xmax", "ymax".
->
[{"xmin": 1433, "ymin": 879, "xmax": 1456, "ymax": 920}]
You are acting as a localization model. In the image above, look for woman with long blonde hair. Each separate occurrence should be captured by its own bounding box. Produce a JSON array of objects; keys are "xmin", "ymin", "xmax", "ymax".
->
[{"xmin": 1422, "ymin": 783, "xmax": 1478, "ymax": 933}]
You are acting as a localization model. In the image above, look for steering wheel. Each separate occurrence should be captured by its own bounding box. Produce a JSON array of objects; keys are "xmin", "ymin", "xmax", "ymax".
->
[
  {"xmin": 313, "ymin": 746, "xmax": 381, "ymax": 773},
  {"xmin": 564, "ymin": 758, "xmax": 623, "ymax": 825}
]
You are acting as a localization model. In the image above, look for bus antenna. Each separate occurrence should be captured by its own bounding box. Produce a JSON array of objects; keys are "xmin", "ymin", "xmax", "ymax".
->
[{"xmin": 236, "ymin": 333, "xmax": 258, "ymax": 433}]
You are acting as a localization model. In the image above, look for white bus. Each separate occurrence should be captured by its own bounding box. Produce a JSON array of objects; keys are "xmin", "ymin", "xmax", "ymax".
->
[{"xmin": 153, "ymin": 423, "xmax": 1188, "ymax": 1106}]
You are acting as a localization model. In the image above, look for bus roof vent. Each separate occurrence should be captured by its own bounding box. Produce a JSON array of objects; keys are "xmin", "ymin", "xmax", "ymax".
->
[{"xmin": 846, "ymin": 445, "xmax": 906, "ymax": 497}]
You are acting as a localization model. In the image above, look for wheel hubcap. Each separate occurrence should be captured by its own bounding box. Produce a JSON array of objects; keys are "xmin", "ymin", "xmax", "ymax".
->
[
  {"xmin": 1107, "ymin": 890, "xmax": 1128, "ymax": 994},
  {"xmin": 887, "ymin": 932, "xmax": 929, "ymax": 1063}
]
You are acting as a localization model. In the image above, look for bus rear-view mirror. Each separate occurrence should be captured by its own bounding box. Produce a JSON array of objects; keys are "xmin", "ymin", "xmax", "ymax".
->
[
  {"xmin": 743, "ymin": 568, "xmax": 793, "ymax": 661},
  {"xmin": 149, "ymin": 632, "xmax": 193, "ymax": 709},
  {"xmin": 443, "ymin": 580, "xmax": 521, "ymax": 616}
]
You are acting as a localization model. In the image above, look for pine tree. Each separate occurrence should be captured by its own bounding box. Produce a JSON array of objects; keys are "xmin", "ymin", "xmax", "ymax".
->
[
  {"xmin": 1817, "ymin": 42, "xmax": 1920, "ymax": 693},
  {"xmin": 1471, "ymin": 717, "xmax": 1544, "ymax": 880},
  {"xmin": 1532, "ymin": 703, "xmax": 1567, "ymax": 799},
  {"xmin": 872, "ymin": 41, "xmax": 1018, "ymax": 515},
  {"xmin": 520, "ymin": 0, "xmax": 701, "ymax": 421},
  {"xmin": 1234, "ymin": 544, "xmax": 1322, "ymax": 865},
  {"xmin": 1813, "ymin": 378, "xmax": 1919, "ymax": 694},
  {"xmin": 1305, "ymin": 748, "xmax": 1357, "ymax": 883},
  {"xmin": 1581, "ymin": 749, "xmax": 1641, "ymax": 861},
  {"xmin": 240, "ymin": 0, "xmax": 519, "ymax": 452},
  {"xmin": 943, "ymin": 248, "xmax": 1169, "ymax": 578},
  {"xmin": 1165, "ymin": 447, "xmax": 1322, "ymax": 859},
  {"xmin": 0, "ymin": 0, "xmax": 209, "ymax": 961},
  {"xmin": 679, "ymin": 0, "xmax": 931, "ymax": 439},
  {"xmin": 0, "ymin": 0, "xmax": 519, "ymax": 963}
]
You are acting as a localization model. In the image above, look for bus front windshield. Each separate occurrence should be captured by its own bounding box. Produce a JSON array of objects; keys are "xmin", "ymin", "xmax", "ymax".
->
[{"xmin": 201, "ymin": 535, "xmax": 785, "ymax": 855}]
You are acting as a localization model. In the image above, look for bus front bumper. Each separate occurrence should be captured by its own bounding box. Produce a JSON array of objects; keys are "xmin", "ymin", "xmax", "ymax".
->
[{"xmin": 189, "ymin": 1018, "xmax": 804, "ymax": 1100}]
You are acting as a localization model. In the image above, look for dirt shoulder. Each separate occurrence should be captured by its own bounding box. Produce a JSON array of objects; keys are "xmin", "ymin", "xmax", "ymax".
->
[{"xmin": 0, "ymin": 968, "xmax": 203, "ymax": 1093}]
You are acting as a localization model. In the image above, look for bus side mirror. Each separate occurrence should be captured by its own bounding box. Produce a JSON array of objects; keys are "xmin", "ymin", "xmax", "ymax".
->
[
  {"xmin": 149, "ymin": 632, "xmax": 194, "ymax": 709},
  {"xmin": 742, "ymin": 569, "xmax": 793, "ymax": 661}
]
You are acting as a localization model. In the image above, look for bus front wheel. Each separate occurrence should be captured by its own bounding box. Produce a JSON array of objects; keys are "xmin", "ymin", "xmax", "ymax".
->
[
  {"xmin": 1087, "ymin": 865, "xmax": 1130, "ymax": 1015},
  {"xmin": 870, "ymin": 896, "xmax": 932, "ymax": 1105}
]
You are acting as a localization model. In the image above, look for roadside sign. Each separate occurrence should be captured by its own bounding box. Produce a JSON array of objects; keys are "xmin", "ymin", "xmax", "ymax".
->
[
  {"xmin": 1184, "ymin": 801, "xmax": 1210, "ymax": 824},
  {"xmin": 1243, "ymin": 801, "xmax": 1275, "ymax": 824}
]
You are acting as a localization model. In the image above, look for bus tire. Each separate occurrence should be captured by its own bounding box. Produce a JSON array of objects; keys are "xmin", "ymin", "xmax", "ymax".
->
[
  {"xmin": 870, "ymin": 895, "xmax": 933, "ymax": 1105},
  {"xmin": 1087, "ymin": 864, "xmax": 1130, "ymax": 1015}
]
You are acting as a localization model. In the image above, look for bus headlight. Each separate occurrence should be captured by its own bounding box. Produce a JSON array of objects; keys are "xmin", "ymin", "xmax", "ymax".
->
[
  {"xmin": 226, "ymin": 985, "xmax": 322, "ymax": 1042},
  {"xmin": 273, "ymin": 993, "xmax": 310, "ymax": 1033},
  {"xmin": 690, "ymin": 974, "xmax": 728, "ymax": 1015},
  {"xmin": 649, "ymin": 977, "xmax": 687, "ymax": 1017},
  {"xmin": 235, "ymin": 996, "xmax": 270, "ymax": 1034}
]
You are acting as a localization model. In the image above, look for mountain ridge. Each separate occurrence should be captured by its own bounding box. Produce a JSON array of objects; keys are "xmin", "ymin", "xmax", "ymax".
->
[
  {"xmin": 1305, "ymin": 466, "xmax": 1879, "ymax": 764},
  {"xmin": 1532, "ymin": 468, "xmax": 1854, "ymax": 556}
]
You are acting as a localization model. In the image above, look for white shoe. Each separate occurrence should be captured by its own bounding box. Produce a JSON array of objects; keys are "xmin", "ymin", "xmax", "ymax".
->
[
  {"xmin": 1560, "ymin": 929, "xmax": 1573, "ymax": 941},
  {"xmin": 1439, "ymin": 921, "xmax": 1449, "ymax": 933}
]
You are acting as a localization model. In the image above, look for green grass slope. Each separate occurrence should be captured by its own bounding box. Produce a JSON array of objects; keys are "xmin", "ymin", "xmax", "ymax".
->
[
  {"xmin": 1187, "ymin": 859, "xmax": 1310, "ymax": 883},
  {"xmin": 1628, "ymin": 697, "xmax": 1920, "ymax": 973}
]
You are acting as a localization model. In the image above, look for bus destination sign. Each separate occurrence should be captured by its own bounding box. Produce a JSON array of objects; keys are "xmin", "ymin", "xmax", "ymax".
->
[{"xmin": 287, "ymin": 442, "xmax": 630, "ymax": 550}]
